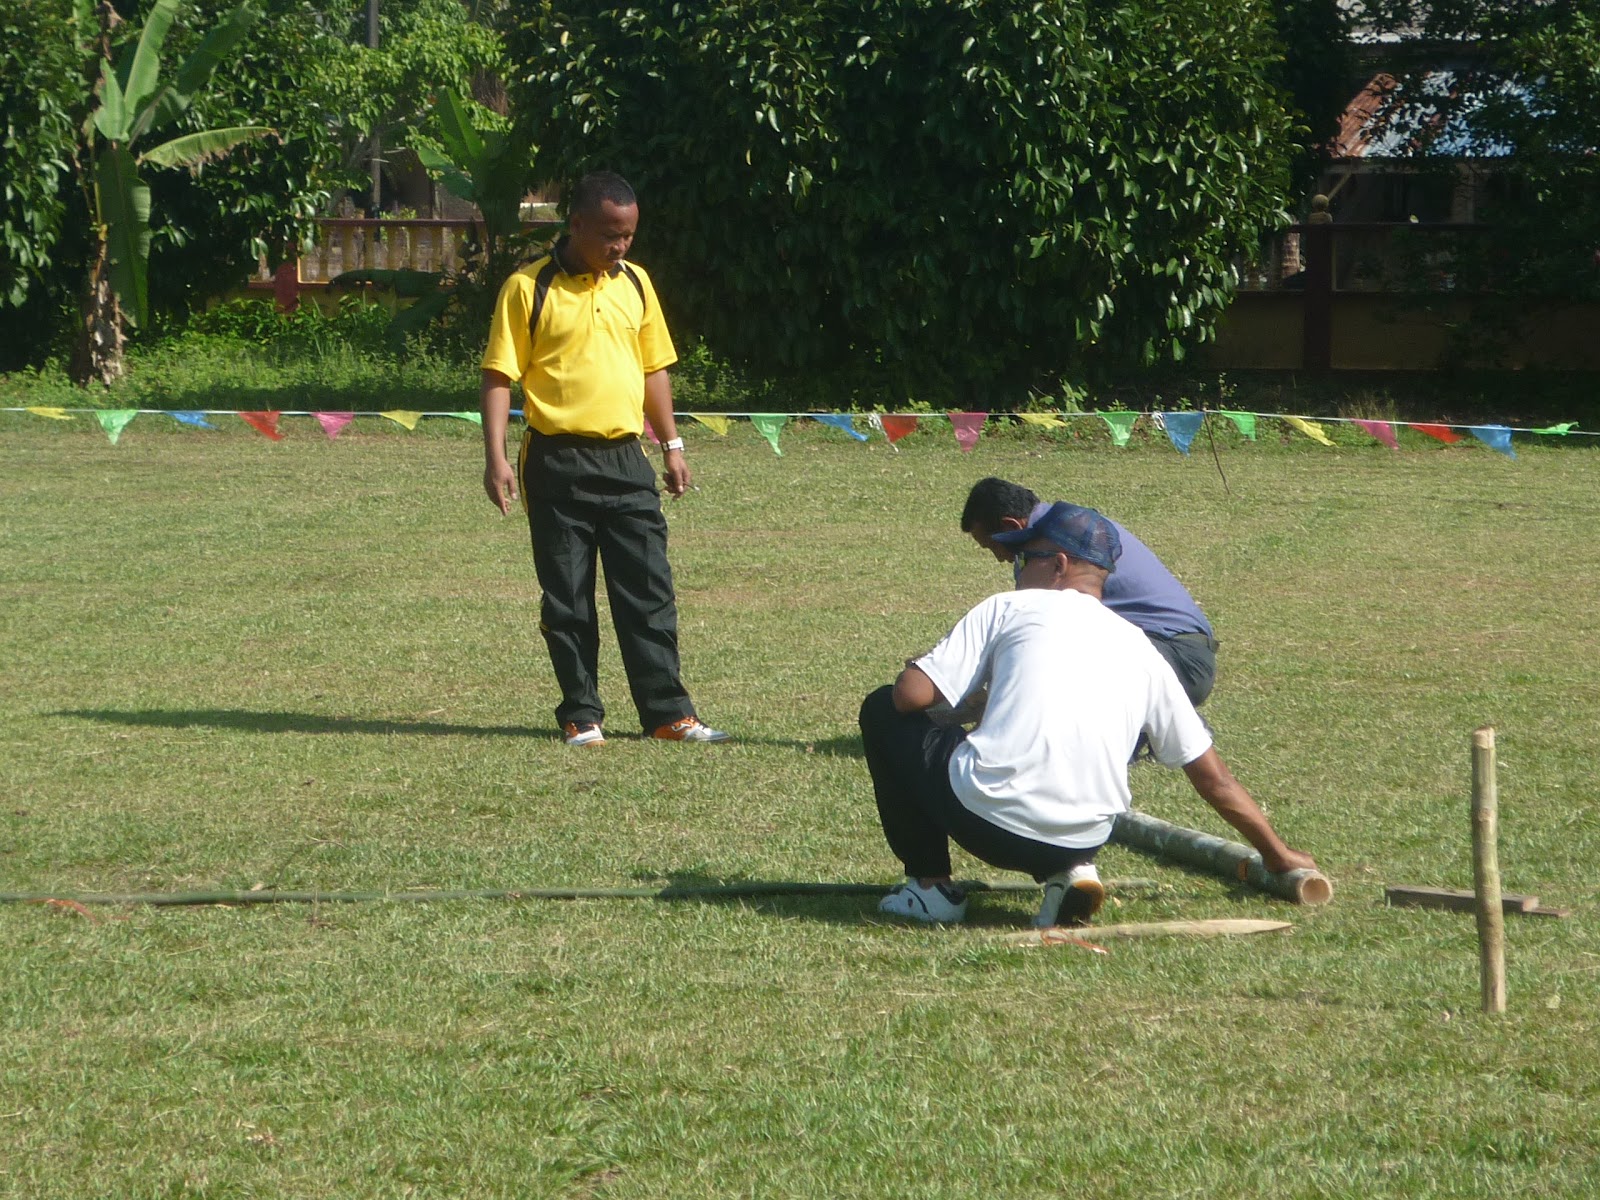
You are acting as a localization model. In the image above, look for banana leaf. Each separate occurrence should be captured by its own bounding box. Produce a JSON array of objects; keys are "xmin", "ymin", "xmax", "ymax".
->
[
  {"xmin": 382, "ymin": 290, "xmax": 454, "ymax": 355},
  {"xmin": 434, "ymin": 89, "xmax": 486, "ymax": 171},
  {"xmin": 134, "ymin": 3, "xmax": 261, "ymax": 139},
  {"xmin": 97, "ymin": 145, "xmax": 152, "ymax": 325},
  {"xmin": 93, "ymin": 59, "xmax": 130, "ymax": 142},
  {"xmin": 141, "ymin": 126, "xmax": 273, "ymax": 170},
  {"xmin": 414, "ymin": 144, "xmax": 477, "ymax": 205},
  {"xmin": 121, "ymin": 0, "xmax": 180, "ymax": 124}
]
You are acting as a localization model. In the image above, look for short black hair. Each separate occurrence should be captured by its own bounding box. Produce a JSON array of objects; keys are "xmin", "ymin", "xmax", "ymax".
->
[
  {"xmin": 960, "ymin": 477, "xmax": 1038, "ymax": 533},
  {"xmin": 566, "ymin": 171, "xmax": 636, "ymax": 218}
]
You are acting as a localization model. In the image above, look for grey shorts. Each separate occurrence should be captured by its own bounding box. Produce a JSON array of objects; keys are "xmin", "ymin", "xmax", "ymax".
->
[{"xmin": 1148, "ymin": 631, "xmax": 1218, "ymax": 708}]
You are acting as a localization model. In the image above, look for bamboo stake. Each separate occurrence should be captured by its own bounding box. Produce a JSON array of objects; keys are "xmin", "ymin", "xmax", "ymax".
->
[
  {"xmin": 1112, "ymin": 810, "xmax": 1333, "ymax": 905},
  {"xmin": 1472, "ymin": 726, "xmax": 1507, "ymax": 1014}
]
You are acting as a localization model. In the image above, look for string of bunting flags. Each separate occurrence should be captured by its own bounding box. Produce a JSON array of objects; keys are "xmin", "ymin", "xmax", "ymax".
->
[{"xmin": 6, "ymin": 405, "xmax": 1590, "ymax": 459}]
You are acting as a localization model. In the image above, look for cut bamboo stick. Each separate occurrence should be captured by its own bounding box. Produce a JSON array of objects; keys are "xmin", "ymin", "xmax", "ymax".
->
[
  {"xmin": 1111, "ymin": 810, "xmax": 1333, "ymax": 905},
  {"xmin": 1473, "ymin": 726, "xmax": 1507, "ymax": 1014},
  {"xmin": 1001, "ymin": 918, "xmax": 1293, "ymax": 946}
]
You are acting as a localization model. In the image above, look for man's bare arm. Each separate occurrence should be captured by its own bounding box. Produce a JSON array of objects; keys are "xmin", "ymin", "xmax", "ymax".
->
[
  {"xmin": 1181, "ymin": 747, "xmax": 1317, "ymax": 875},
  {"xmin": 480, "ymin": 369, "xmax": 517, "ymax": 514},
  {"xmin": 643, "ymin": 369, "xmax": 689, "ymax": 497}
]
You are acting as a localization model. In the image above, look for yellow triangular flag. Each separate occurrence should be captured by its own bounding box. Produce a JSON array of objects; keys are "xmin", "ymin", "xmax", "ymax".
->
[
  {"xmin": 26, "ymin": 406, "xmax": 73, "ymax": 420},
  {"xmin": 690, "ymin": 414, "xmax": 731, "ymax": 436},
  {"xmin": 379, "ymin": 410, "xmax": 423, "ymax": 431},
  {"xmin": 1016, "ymin": 412, "xmax": 1068, "ymax": 430},
  {"xmin": 1283, "ymin": 416, "xmax": 1335, "ymax": 447}
]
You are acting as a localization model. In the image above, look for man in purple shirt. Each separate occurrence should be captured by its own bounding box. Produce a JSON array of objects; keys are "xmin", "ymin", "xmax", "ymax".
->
[{"xmin": 960, "ymin": 477, "xmax": 1218, "ymax": 707}]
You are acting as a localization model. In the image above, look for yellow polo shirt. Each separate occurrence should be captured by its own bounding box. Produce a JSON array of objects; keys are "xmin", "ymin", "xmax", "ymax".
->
[{"xmin": 481, "ymin": 252, "xmax": 677, "ymax": 439}]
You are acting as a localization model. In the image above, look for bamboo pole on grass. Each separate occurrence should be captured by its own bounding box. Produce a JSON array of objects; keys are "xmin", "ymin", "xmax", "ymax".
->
[
  {"xmin": 1472, "ymin": 726, "xmax": 1507, "ymax": 1014},
  {"xmin": 1112, "ymin": 811, "xmax": 1333, "ymax": 905}
]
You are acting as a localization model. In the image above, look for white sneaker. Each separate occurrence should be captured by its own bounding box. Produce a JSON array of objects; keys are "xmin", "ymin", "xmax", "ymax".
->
[
  {"xmin": 562, "ymin": 721, "xmax": 606, "ymax": 747},
  {"xmin": 1033, "ymin": 863, "xmax": 1105, "ymax": 928},
  {"xmin": 651, "ymin": 716, "xmax": 731, "ymax": 743},
  {"xmin": 879, "ymin": 879, "xmax": 968, "ymax": 924}
]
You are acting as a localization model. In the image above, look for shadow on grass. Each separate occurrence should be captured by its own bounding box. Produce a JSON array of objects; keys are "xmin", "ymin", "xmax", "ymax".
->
[
  {"xmin": 708, "ymin": 732, "xmax": 865, "ymax": 758},
  {"xmin": 53, "ymin": 708, "xmax": 868, "ymax": 756},
  {"xmin": 621, "ymin": 866, "xmax": 1035, "ymax": 929},
  {"xmin": 55, "ymin": 707, "xmax": 541, "ymax": 739}
]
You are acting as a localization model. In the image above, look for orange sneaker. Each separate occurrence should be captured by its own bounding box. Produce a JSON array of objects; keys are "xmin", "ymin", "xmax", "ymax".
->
[
  {"xmin": 562, "ymin": 721, "xmax": 606, "ymax": 747},
  {"xmin": 650, "ymin": 716, "xmax": 730, "ymax": 743}
]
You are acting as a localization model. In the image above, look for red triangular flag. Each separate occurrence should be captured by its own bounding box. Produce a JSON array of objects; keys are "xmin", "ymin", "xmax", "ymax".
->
[
  {"xmin": 1410, "ymin": 423, "xmax": 1461, "ymax": 444},
  {"xmin": 950, "ymin": 411, "xmax": 986, "ymax": 453},
  {"xmin": 880, "ymin": 415, "xmax": 918, "ymax": 444},
  {"xmin": 239, "ymin": 411, "xmax": 284, "ymax": 441}
]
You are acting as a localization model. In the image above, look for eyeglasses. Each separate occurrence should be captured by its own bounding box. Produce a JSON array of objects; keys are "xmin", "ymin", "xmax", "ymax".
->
[{"xmin": 1011, "ymin": 547, "xmax": 1061, "ymax": 581}]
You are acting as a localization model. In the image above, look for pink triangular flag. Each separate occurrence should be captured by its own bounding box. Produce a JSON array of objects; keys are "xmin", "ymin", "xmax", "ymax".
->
[
  {"xmin": 949, "ymin": 412, "xmax": 986, "ymax": 453},
  {"xmin": 1353, "ymin": 418, "xmax": 1398, "ymax": 449},
  {"xmin": 239, "ymin": 411, "xmax": 283, "ymax": 441},
  {"xmin": 641, "ymin": 422, "xmax": 660, "ymax": 444},
  {"xmin": 316, "ymin": 412, "xmax": 355, "ymax": 440}
]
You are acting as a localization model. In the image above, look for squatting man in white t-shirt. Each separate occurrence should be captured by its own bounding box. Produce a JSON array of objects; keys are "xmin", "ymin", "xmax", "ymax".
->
[{"xmin": 858, "ymin": 501, "xmax": 1318, "ymax": 926}]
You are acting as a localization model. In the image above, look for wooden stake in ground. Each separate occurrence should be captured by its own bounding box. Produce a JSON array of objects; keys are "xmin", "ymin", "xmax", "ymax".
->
[{"xmin": 1473, "ymin": 726, "xmax": 1507, "ymax": 1014}]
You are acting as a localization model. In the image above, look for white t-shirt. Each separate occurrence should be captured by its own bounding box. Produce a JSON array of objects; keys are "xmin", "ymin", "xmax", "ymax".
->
[{"xmin": 915, "ymin": 589, "xmax": 1213, "ymax": 848}]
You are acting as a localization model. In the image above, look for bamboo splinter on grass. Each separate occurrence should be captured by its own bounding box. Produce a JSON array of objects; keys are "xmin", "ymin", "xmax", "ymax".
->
[{"xmin": 1472, "ymin": 725, "xmax": 1507, "ymax": 1014}]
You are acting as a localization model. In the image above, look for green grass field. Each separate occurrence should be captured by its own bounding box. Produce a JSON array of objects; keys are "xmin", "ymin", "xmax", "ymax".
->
[{"xmin": 2, "ymin": 415, "xmax": 1597, "ymax": 1199}]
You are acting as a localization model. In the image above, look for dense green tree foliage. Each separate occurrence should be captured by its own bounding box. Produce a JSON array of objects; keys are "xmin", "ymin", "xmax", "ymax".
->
[
  {"xmin": 1, "ymin": 1, "xmax": 87, "ymax": 314},
  {"xmin": 508, "ymin": 0, "xmax": 1298, "ymax": 401},
  {"xmin": 137, "ymin": 0, "xmax": 504, "ymax": 316},
  {"xmin": 0, "ymin": 0, "xmax": 505, "ymax": 371}
]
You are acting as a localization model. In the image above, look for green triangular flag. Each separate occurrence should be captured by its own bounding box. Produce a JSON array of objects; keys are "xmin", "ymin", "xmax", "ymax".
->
[
  {"xmin": 1219, "ymin": 410, "xmax": 1257, "ymax": 440},
  {"xmin": 445, "ymin": 411, "xmax": 483, "ymax": 426},
  {"xmin": 1098, "ymin": 411, "xmax": 1139, "ymax": 447},
  {"xmin": 95, "ymin": 410, "xmax": 138, "ymax": 444},
  {"xmin": 749, "ymin": 414, "xmax": 788, "ymax": 456},
  {"xmin": 1532, "ymin": 421, "xmax": 1576, "ymax": 435}
]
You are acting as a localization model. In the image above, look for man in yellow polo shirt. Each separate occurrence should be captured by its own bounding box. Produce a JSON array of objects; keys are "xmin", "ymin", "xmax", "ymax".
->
[{"xmin": 480, "ymin": 171, "xmax": 728, "ymax": 747}]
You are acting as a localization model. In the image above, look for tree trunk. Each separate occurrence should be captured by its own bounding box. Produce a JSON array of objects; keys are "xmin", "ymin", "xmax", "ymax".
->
[{"xmin": 70, "ymin": 242, "xmax": 126, "ymax": 387}]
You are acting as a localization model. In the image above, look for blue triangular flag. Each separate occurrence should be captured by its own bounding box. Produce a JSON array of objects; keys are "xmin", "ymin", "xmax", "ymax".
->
[
  {"xmin": 1469, "ymin": 425, "xmax": 1516, "ymax": 459},
  {"xmin": 1159, "ymin": 411, "xmax": 1204, "ymax": 456},
  {"xmin": 811, "ymin": 413, "xmax": 869, "ymax": 442},
  {"xmin": 170, "ymin": 410, "xmax": 216, "ymax": 430}
]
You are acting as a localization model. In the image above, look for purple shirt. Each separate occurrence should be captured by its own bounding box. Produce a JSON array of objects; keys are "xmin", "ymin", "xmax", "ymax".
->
[{"xmin": 1030, "ymin": 501, "xmax": 1213, "ymax": 639}]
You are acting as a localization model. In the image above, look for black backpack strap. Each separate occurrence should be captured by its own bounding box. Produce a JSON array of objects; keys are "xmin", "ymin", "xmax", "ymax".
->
[
  {"xmin": 527, "ymin": 255, "xmax": 646, "ymax": 340},
  {"xmin": 528, "ymin": 257, "xmax": 559, "ymax": 340},
  {"xmin": 620, "ymin": 262, "xmax": 646, "ymax": 313}
]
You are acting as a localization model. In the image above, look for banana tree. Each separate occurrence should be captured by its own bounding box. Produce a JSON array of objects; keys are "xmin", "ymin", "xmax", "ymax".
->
[
  {"xmin": 71, "ymin": 0, "xmax": 271, "ymax": 386},
  {"xmin": 334, "ymin": 87, "xmax": 539, "ymax": 354},
  {"xmin": 413, "ymin": 87, "xmax": 533, "ymax": 277}
]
